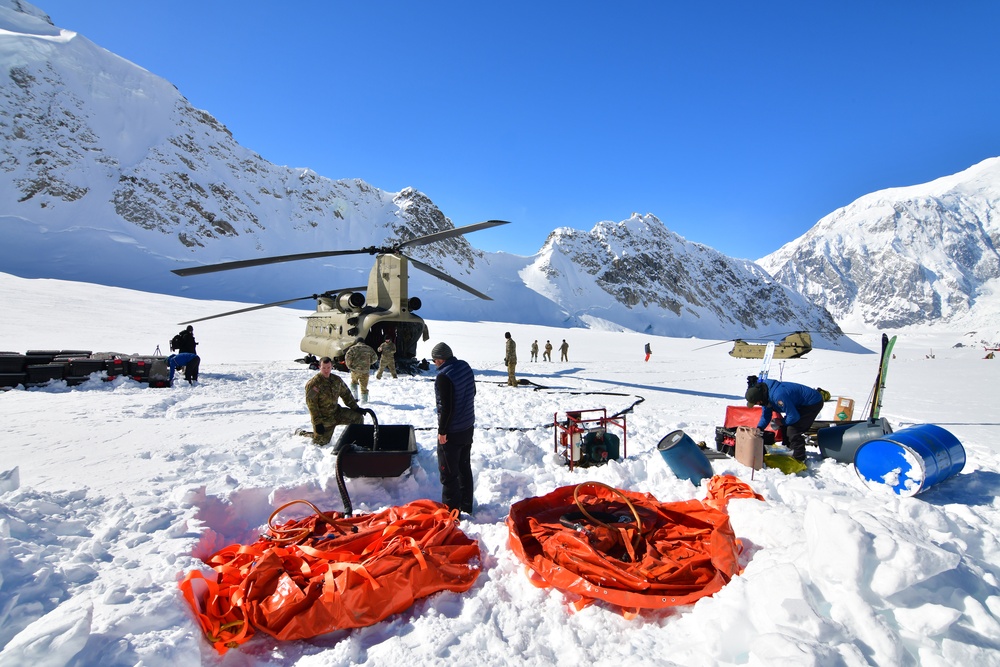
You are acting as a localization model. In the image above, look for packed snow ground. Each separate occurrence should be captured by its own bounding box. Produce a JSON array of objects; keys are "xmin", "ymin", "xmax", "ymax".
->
[{"xmin": 2, "ymin": 272, "xmax": 999, "ymax": 666}]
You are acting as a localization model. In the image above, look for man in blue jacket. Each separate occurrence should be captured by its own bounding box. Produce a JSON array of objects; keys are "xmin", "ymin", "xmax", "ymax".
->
[
  {"xmin": 168, "ymin": 352, "xmax": 200, "ymax": 385},
  {"xmin": 432, "ymin": 342, "xmax": 476, "ymax": 515},
  {"xmin": 745, "ymin": 378, "xmax": 824, "ymax": 463}
]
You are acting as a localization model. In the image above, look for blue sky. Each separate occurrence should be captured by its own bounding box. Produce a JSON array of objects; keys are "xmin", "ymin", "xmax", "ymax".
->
[{"xmin": 37, "ymin": 1, "xmax": 1000, "ymax": 260}]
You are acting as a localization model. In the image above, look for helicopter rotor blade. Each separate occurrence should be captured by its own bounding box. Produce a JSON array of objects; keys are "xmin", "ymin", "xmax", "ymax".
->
[
  {"xmin": 171, "ymin": 248, "xmax": 374, "ymax": 277},
  {"xmin": 177, "ymin": 287, "xmax": 368, "ymax": 325},
  {"xmin": 406, "ymin": 255, "xmax": 493, "ymax": 300},
  {"xmin": 171, "ymin": 220, "xmax": 510, "ymax": 277},
  {"xmin": 397, "ymin": 220, "xmax": 510, "ymax": 250}
]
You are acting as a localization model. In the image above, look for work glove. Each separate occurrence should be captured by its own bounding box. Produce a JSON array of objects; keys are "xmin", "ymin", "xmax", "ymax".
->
[{"xmin": 315, "ymin": 423, "xmax": 326, "ymax": 435}]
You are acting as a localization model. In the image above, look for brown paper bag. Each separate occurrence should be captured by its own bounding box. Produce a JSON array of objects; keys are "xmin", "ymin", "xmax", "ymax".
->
[{"xmin": 735, "ymin": 426, "xmax": 764, "ymax": 470}]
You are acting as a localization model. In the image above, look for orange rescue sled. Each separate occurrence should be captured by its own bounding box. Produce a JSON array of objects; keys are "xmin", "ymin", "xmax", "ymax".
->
[
  {"xmin": 506, "ymin": 476, "xmax": 761, "ymax": 613},
  {"xmin": 180, "ymin": 499, "xmax": 481, "ymax": 653}
]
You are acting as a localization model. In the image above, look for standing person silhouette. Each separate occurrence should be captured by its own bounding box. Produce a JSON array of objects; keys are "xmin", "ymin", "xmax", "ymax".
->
[
  {"xmin": 504, "ymin": 332, "xmax": 517, "ymax": 387},
  {"xmin": 431, "ymin": 342, "xmax": 476, "ymax": 515}
]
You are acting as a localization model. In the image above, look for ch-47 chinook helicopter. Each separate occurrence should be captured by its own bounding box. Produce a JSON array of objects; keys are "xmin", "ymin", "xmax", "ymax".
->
[
  {"xmin": 171, "ymin": 220, "xmax": 509, "ymax": 371},
  {"xmin": 729, "ymin": 331, "xmax": 812, "ymax": 359},
  {"xmin": 694, "ymin": 331, "xmax": 814, "ymax": 359}
]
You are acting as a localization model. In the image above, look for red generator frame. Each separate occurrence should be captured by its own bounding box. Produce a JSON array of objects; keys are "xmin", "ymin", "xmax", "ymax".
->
[{"xmin": 553, "ymin": 408, "xmax": 627, "ymax": 470}]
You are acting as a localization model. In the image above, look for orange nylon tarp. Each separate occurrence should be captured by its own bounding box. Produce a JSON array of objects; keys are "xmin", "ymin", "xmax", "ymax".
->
[
  {"xmin": 179, "ymin": 499, "xmax": 481, "ymax": 653},
  {"xmin": 506, "ymin": 476, "xmax": 762, "ymax": 612}
]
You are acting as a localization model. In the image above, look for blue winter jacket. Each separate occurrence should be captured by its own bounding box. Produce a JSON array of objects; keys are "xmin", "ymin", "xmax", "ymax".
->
[
  {"xmin": 168, "ymin": 353, "xmax": 198, "ymax": 381},
  {"xmin": 756, "ymin": 379, "xmax": 823, "ymax": 429},
  {"xmin": 435, "ymin": 357, "xmax": 476, "ymax": 434}
]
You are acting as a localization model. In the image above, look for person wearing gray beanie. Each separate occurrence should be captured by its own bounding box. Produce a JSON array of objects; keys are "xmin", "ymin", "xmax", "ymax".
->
[
  {"xmin": 431, "ymin": 342, "xmax": 453, "ymax": 360},
  {"xmin": 745, "ymin": 377, "xmax": 824, "ymax": 464},
  {"xmin": 431, "ymin": 342, "xmax": 476, "ymax": 514}
]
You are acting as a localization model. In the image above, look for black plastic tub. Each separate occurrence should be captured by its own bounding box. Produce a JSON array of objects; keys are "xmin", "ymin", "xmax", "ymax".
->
[{"xmin": 333, "ymin": 424, "xmax": 417, "ymax": 477}]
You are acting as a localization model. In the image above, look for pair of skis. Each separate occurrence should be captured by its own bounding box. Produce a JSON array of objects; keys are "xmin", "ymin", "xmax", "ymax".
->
[
  {"xmin": 757, "ymin": 341, "xmax": 776, "ymax": 381},
  {"xmin": 869, "ymin": 333, "xmax": 897, "ymax": 420}
]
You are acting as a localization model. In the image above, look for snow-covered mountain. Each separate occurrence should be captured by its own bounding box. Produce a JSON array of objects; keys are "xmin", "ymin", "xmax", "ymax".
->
[
  {"xmin": 759, "ymin": 158, "xmax": 1000, "ymax": 332},
  {"xmin": 0, "ymin": 1, "xmax": 856, "ymax": 348},
  {"xmin": 520, "ymin": 214, "xmax": 843, "ymax": 339}
]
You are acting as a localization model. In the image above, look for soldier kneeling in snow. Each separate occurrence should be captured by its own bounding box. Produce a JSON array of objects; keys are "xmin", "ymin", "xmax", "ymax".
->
[{"xmin": 305, "ymin": 356, "xmax": 364, "ymax": 446}]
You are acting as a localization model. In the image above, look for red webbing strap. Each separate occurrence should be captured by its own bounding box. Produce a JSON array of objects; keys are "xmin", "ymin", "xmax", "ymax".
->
[{"xmin": 178, "ymin": 570, "xmax": 251, "ymax": 653}]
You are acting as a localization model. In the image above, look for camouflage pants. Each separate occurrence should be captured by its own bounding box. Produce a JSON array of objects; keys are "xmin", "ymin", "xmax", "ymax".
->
[
  {"xmin": 312, "ymin": 407, "xmax": 364, "ymax": 446},
  {"xmin": 349, "ymin": 370, "xmax": 371, "ymax": 396},
  {"xmin": 376, "ymin": 358, "xmax": 397, "ymax": 379},
  {"xmin": 507, "ymin": 361, "xmax": 517, "ymax": 387}
]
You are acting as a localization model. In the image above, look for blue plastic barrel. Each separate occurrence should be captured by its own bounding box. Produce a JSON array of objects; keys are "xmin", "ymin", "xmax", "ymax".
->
[
  {"xmin": 853, "ymin": 424, "xmax": 966, "ymax": 497},
  {"xmin": 657, "ymin": 430, "xmax": 714, "ymax": 484}
]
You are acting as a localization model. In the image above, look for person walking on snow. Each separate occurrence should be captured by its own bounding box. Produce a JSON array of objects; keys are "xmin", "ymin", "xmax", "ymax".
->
[
  {"xmin": 543, "ymin": 340, "xmax": 553, "ymax": 362},
  {"xmin": 376, "ymin": 337, "xmax": 397, "ymax": 379},
  {"xmin": 745, "ymin": 378, "xmax": 824, "ymax": 463},
  {"xmin": 644, "ymin": 342, "xmax": 652, "ymax": 362},
  {"xmin": 504, "ymin": 332, "xmax": 518, "ymax": 386},
  {"xmin": 530, "ymin": 340, "xmax": 539, "ymax": 362},
  {"xmin": 559, "ymin": 339, "xmax": 569, "ymax": 362},
  {"xmin": 431, "ymin": 342, "xmax": 476, "ymax": 515},
  {"xmin": 344, "ymin": 338, "xmax": 377, "ymax": 403}
]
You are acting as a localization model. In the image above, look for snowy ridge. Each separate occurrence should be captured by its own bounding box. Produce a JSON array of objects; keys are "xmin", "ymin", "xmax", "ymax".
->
[
  {"xmin": 524, "ymin": 214, "xmax": 844, "ymax": 341},
  {"xmin": 759, "ymin": 157, "xmax": 1000, "ymax": 330}
]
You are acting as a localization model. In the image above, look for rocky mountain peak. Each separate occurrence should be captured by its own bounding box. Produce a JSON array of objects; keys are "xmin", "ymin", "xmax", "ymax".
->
[{"xmin": 760, "ymin": 157, "xmax": 1000, "ymax": 329}]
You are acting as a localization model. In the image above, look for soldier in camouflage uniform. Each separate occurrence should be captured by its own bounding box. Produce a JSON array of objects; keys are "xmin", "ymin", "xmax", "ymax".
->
[
  {"xmin": 305, "ymin": 356, "xmax": 364, "ymax": 446},
  {"xmin": 376, "ymin": 337, "xmax": 397, "ymax": 379},
  {"xmin": 504, "ymin": 331, "xmax": 517, "ymax": 387},
  {"xmin": 345, "ymin": 338, "xmax": 378, "ymax": 402}
]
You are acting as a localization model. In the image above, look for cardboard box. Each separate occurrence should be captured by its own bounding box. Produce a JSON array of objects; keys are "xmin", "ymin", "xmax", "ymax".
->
[{"xmin": 834, "ymin": 397, "xmax": 855, "ymax": 422}]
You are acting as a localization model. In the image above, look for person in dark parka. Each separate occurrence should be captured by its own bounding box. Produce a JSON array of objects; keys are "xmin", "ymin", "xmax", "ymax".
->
[
  {"xmin": 173, "ymin": 325, "xmax": 197, "ymax": 354},
  {"xmin": 745, "ymin": 378, "xmax": 824, "ymax": 463},
  {"xmin": 432, "ymin": 342, "xmax": 476, "ymax": 515}
]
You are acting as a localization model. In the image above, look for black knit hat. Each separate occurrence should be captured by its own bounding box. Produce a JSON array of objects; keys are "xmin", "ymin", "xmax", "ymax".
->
[
  {"xmin": 431, "ymin": 342, "xmax": 453, "ymax": 360},
  {"xmin": 745, "ymin": 383, "xmax": 768, "ymax": 406}
]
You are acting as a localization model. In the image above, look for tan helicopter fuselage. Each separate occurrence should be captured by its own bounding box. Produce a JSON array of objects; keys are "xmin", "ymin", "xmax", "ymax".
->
[
  {"xmin": 299, "ymin": 253, "xmax": 427, "ymax": 362},
  {"xmin": 729, "ymin": 331, "xmax": 812, "ymax": 359}
]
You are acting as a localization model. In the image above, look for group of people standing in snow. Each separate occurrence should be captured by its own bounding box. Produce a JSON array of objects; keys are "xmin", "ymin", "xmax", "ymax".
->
[
  {"xmin": 527, "ymin": 338, "xmax": 569, "ymax": 363},
  {"xmin": 508, "ymin": 334, "xmax": 569, "ymax": 386}
]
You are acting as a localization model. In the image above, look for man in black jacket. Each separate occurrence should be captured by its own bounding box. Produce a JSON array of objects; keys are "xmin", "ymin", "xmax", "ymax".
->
[
  {"xmin": 172, "ymin": 325, "xmax": 197, "ymax": 354},
  {"xmin": 432, "ymin": 342, "xmax": 476, "ymax": 515}
]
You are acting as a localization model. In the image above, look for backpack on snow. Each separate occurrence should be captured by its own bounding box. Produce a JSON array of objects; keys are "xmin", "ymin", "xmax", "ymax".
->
[{"xmin": 170, "ymin": 334, "xmax": 182, "ymax": 352}]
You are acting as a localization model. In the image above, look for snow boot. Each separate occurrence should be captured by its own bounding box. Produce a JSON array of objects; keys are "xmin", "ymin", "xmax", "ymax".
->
[
  {"xmin": 350, "ymin": 382, "xmax": 359, "ymax": 399},
  {"xmin": 361, "ymin": 391, "xmax": 369, "ymax": 404}
]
